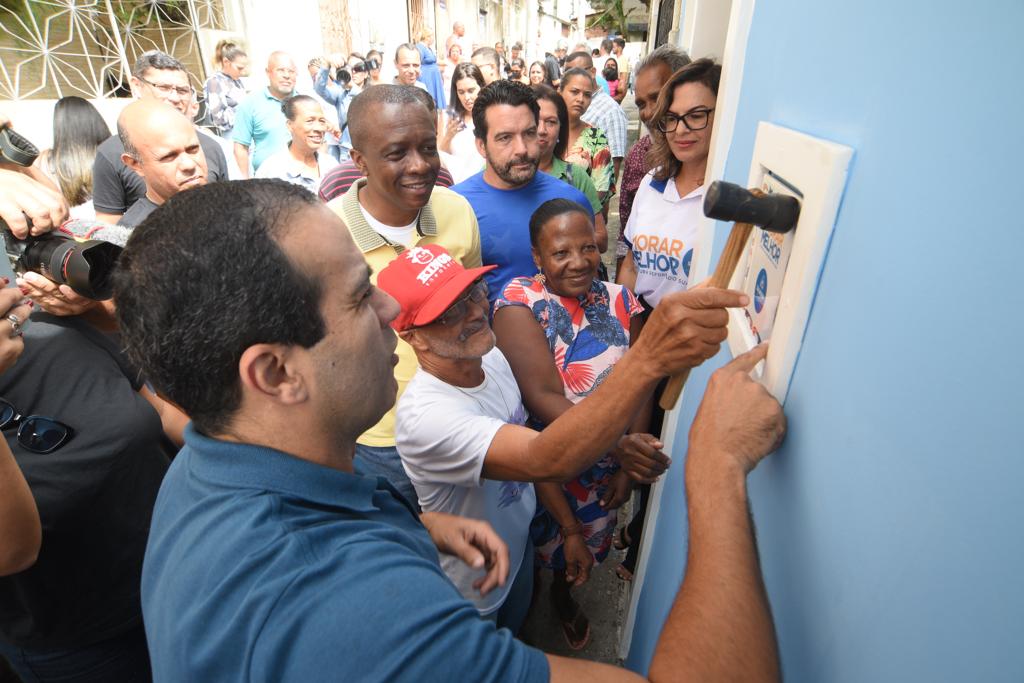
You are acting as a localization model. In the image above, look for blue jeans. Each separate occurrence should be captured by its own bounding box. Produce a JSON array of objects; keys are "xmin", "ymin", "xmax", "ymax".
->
[
  {"xmin": 483, "ymin": 541, "xmax": 534, "ymax": 635},
  {"xmin": 354, "ymin": 444, "xmax": 420, "ymax": 513},
  {"xmin": 0, "ymin": 624, "xmax": 151, "ymax": 683}
]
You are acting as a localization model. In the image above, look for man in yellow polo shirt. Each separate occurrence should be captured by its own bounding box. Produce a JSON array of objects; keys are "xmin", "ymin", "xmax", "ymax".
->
[{"xmin": 327, "ymin": 85, "xmax": 481, "ymax": 510}]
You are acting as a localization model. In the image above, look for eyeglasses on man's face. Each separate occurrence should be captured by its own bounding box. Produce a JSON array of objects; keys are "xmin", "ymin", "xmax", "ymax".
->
[
  {"xmin": 137, "ymin": 75, "xmax": 193, "ymax": 99},
  {"xmin": 657, "ymin": 107, "xmax": 715, "ymax": 133},
  {"xmin": 0, "ymin": 398, "xmax": 75, "ymax": 454},
  {"xmin": 435, "ymin": 280, "xmax": 489, "ymax": 327}
]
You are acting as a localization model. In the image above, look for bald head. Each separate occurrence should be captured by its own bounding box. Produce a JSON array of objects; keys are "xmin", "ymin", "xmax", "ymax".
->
[
  {"xmin": 266, "ymin": 51, "xmax": 297, "ymax": 99},
  {"xmin": 118, "ymin": 100, "xmax": 207, "ymax": 205}
]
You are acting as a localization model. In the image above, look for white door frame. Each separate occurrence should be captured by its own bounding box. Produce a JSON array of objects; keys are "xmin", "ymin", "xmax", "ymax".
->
[{"xmin": 618, "ymin": 0, "xmax": 758, "ymax": 661}]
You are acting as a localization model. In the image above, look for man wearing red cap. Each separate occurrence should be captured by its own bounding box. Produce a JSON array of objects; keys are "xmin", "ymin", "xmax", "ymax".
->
[
  {"xmin": 328, "ymin": 84, "xmax": 482, "ymax": 510},
  {"xmin": 380, "ymin": 244, "xmax": 777, "ymax": 643}
]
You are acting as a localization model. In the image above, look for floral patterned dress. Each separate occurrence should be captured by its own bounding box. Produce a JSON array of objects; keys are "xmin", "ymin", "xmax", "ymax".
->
[
  {"xmin": 566, "ymin": 126, "xmax": 616, "ymax": 210},
  {"xmin": 495, "ymin": 277, "xmax": 643, "ymax": 569}
]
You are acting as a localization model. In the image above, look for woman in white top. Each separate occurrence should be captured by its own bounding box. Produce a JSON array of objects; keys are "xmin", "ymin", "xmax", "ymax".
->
[
  {"xmin": 255, "ymin": 95, "xmax": 337, "ymax": 194},
  {"xmin": 34, "ymin": 96, "xmax": 110, "ymax": 220},
  {"xmin": 618, "ymin": 58, "xmax": 721, "ymax": 310},
  {"xmin": 438, "ymin": 63, "xmax": 485, "ymax": 183}
]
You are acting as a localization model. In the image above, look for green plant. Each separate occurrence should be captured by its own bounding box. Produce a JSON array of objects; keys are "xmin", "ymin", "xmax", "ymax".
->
[{"xmin": 587, "ymin": 0, "xmax": 638, "ymax": 36}]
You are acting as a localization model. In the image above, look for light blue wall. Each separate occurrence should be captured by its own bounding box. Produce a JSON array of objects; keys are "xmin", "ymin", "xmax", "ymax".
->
[{"xmin": 626, "ymin": 2, "xmax": 1024, "ymax": 680}]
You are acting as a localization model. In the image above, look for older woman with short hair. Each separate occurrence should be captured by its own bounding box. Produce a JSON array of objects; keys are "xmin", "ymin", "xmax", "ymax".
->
[{"xmin": 493, "ymin": 199, "xmax": 662, "ymax": 650}]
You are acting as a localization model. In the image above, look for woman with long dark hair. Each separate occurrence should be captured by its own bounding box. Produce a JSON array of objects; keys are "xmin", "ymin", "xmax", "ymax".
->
[
  {"xmin": 439, "ymin": 63, "xmax": 486, "ymax": 183},
  {"xmin": 36, "ymin": 96, "xmax": 110, "ymax": 220},
  {"xmin": 559, "ymin": 68, "xmax": 615, "ymax": 210},
  {"xmin": 530, "ymin": 84, "xmax": 607, "ymax": 253}
]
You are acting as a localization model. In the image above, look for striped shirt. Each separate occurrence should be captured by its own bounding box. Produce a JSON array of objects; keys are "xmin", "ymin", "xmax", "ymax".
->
[{"xmin": 318, "ymin": 161, "xmax": 454, "ymax": 203}]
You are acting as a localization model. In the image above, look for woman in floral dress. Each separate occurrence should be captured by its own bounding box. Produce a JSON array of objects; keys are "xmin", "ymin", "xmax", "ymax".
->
[
  {"xmin": 493, "ymin": 199, "xmax": 654, "ymax": 649},
  {"xmin": 559, "ymin": 68, "xmax": 616, "ymax": 211}
]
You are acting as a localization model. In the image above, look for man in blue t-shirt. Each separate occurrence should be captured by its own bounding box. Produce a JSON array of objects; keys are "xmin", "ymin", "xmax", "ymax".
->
[{"xmin": 451, "ymin": 80, "xmax": 592, "ymax": 306}]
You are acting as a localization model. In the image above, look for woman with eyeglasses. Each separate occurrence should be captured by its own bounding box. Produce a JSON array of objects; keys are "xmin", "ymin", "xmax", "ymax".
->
[
  {"xmin": 617, "ymin": 58, "xmax": 719, "ymax": 311},
  {"xmin": 0, "ymin": 225, "xmax": 181, "ymax": 681},
  {"xmin": 492, "ymin": 199, "xmax": 648, "ymax": 650},
  {"xmin": 613, "ymin": 59, "xmax": 719, "ymax": 584},
  {"xmin": 204, "ymin": 39, "xmax": 249, "ymax": 139}
]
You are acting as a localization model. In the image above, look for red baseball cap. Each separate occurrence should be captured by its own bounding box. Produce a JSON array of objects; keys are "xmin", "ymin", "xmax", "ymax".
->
[{"xmin": 377, "ymin": 244, "xmax": 496, "ymax": 331}]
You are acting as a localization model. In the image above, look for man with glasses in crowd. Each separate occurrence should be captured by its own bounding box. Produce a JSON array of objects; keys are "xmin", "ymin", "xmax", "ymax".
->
[
  {"xmin": 91, "ymin": 50, "xmax": 227, "ymax": 223},
  {"xmin": 233, "ymin": 51, "xmax": 299, "ymax": 176}
]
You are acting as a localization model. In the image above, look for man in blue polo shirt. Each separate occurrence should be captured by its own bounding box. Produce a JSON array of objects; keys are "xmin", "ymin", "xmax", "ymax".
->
[
  {"xmin": 451, "ymin": 80, "xmax": 593, "ymax": 306},
  {"xmin": 233, "ymin": 51, "xmax": 298, "ymax": 176},
  {"xmin": 115, "ymin": 180, "xmax": 787, "ymax": 681}
]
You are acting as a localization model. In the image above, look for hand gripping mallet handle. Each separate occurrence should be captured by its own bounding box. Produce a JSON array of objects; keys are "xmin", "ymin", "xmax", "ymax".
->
[{"xmin": 658, "ymin": 181, "xmax": 801, "ymax": 411}]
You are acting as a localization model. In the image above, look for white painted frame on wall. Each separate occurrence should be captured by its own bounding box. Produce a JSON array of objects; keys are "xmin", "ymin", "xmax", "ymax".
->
[
  {"xmin": 725, "ymin": 122, "xmax": 853, "ymax": 403},
  {"xmin": 618, "ymin": 0, "xmax": 756, "ymax": 661}
]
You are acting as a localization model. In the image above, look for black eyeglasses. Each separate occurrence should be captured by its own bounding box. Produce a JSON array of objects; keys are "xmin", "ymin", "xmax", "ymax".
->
[
  {"xmin": 0, "ymin": 398, "xmax": 75, "ymax": 454},
  {"xmin": 435, "ymin": 280, "xmax": 489, "ymax": 326},
  {"xmin": 657, "ymin": 107, "xmax": 715, "ymax": 133},
  {"xmin": 137, "ymin": 75, "xmax": 194, "ymax": 99}
]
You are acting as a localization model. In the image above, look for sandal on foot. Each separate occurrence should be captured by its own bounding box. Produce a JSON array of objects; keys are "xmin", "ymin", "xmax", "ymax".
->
[{"xmin": 558, "ymin": 602, "xmax": 591, "ymax": 650}]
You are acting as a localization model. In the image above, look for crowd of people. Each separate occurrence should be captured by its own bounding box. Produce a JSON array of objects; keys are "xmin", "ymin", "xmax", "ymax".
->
[{"xmin": 0, "ymin": 23, "xmax": 789, "ymax": 683}]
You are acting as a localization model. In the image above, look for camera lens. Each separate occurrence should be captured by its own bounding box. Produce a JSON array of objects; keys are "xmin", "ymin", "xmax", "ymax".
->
[
  {"xmin": 19, "ymin": 236, "xmax": 121, "ymax": 300},
  {"xmin": 333, "ymin": 67, "xmax": 351, "ymax": 85}
]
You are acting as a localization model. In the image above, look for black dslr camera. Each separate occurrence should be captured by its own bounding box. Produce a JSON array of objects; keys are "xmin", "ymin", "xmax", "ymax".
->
[
  {"xmin": 3, "ymin": 222, "xmax": 122, "ymax": 301},
  {"xmin": 0, "ymin": 125, "xmax": 120, "ymax": 300},
  {"xmin": 332, "ymin": 57, "xmax": 381, "ymax": 85}
]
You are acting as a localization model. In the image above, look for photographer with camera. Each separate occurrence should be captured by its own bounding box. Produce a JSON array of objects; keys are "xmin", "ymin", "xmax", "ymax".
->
[
  {"xmin": 314, "ymin": 52, "xmax": 378, "ymax": 162},
  {"xmin": 0, "ymin": 211, "xmax": 184, "ymax": 681}
]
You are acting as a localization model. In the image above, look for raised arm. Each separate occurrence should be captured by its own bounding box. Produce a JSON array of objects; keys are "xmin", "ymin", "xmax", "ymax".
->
[
  {"xmin": 482, "ymin": 287, "xmax": 746, "ymax": 482},
  {"xmin": 545, "ymin": 344, "xmax": 784, "ymax": 682},
  {"xmin": 0, "ymin": 437, "xmax": 39, "ymax": 576},
  {"xmin": 648, "ymin": 344, "xmax": 784, "ymax": 682}
]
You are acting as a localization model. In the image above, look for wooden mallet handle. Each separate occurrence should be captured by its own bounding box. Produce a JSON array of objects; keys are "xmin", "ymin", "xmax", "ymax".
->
[
  {"xmin": 656, "ymin": 182, "xmax": 800, "ymax": 411},
  {"xmin": 657, "ymin": 221, "xmax": 755, "ymax": 411}
]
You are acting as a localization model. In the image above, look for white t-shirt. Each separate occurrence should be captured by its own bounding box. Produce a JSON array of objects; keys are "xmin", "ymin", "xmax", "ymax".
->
[
  {"xmin": 395, "ymin": 348, "xmax": 536, "ymax": 615},
  {"xmin": 445, "ymin": 116, "xmax": 483, "ymax": 184},
  {"xmin": 623, "ymin": 172, "xmax": 703, "ymax": 307},
  {"xmin": 254, "ymin": 148, "xmax": 338, "ymax": 194},
  {"xmin": 358, "ymin": 203, "xmax": 418, "ymax": 248}
]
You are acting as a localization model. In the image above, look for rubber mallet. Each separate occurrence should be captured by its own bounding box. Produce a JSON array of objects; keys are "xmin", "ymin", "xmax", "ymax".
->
[{"xmin": 658, "ymin": 180, "xmax": 801, "ymax": 410}]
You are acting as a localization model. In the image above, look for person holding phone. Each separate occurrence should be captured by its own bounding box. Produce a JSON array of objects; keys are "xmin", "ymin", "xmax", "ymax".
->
[{"xmin": 440, "ymin": 63, "xmax": 486, "ymax": 183}]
